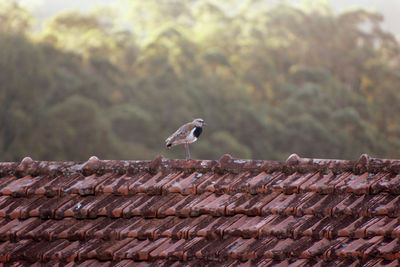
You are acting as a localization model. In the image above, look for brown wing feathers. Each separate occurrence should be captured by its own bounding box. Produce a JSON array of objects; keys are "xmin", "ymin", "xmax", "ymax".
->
[{"xmin": 166, "ymin": 123, "xmax": 195, "ymax": 147}]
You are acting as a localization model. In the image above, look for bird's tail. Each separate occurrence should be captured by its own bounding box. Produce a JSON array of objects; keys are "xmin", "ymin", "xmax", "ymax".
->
[{"xmin": 165, "ymin": 136, "xmax": 173, "ymax": 148}]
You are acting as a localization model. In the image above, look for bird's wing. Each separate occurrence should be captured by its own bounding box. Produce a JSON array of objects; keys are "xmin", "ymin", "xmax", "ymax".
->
[{"xmin": 166, "ymin": 122, "xmax": 195, "ymax": 144}]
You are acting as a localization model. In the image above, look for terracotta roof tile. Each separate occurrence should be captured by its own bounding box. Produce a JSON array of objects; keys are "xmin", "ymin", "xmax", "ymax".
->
[
  {"xmin": 1, "ymin": 154, "xmax": 400, "ymax": 265},
  {"xmin": 370, "ymin": 173, "xmax": 400, "ymax": 194}
]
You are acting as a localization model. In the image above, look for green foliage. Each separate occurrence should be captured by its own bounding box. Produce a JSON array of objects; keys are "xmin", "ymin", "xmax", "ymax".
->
[
  {"xmin": 0, "ymin": 0, "xmax": 33, "ymax": 34},
  {"xmin": 0, "ymin": 0, "xmax": 400, "ymax": 161}
]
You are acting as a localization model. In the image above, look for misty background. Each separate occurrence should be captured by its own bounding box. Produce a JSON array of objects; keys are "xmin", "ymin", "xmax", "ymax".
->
[{"xmin": 1, "ymin": 0, "xmax": 400, "ymax": 161}]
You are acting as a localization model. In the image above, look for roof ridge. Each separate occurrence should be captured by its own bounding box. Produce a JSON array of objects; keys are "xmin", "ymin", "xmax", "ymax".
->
[{"xmin": 1, "ymin": 153, "xmax": 400, "ymax": 177}]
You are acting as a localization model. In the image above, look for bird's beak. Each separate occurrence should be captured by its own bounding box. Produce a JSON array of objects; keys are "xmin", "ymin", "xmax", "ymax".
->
[{"xmin": 203, "ymin": 122, "xmax": 207, "ymax": 126}]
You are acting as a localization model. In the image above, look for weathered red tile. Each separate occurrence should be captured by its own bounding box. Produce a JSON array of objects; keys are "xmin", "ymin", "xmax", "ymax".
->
[
  {"xmin": 189, "ymin": 215, "xmax": 243, "ymax": 239},
  {"xmin": 66, "ymin": 173, "xmax": 114, "ymax": 196},
  {"xmin": 41, "ymin": 239, "xmax": 74, "ymax": 261},
  {"xmin": 160, "ymin": 192, "xmax": 212, "ymax": 217},
  {"xmin": 228, "ymin": 259, "xmax": 252, "ymax": 267},
  {"xmin": 62, "ymin": 194, "xmax": 113, "ymax": 219},
  {"xmin": 371, "ymin": 195, "xmax": 400, "ymax": 217},
  {"xmin": 84, "ymin": 217, "xmax": 116, "ymax": 240},
  {"xmin": 0, "ymin": 176, "xmax": 18, "ymax": 194},
  {"xmin": 120, "ymin": 195, "xmax": 154, "ymax": 218},
  {"xmin": 349, "ymin": 172, "xmax": 387, "ymax": 195},
  {"xmin": 227, "ymin": 171, "xmax": 264, "ymax": 194},
  {"xmin": 375, "ymin": 238, "xmax": 400, "ymax": 260},
  {"xmin": 117, "ymin": 218, "xmax": 149, "ymax": 239},
  {"xmin": 88, "ymin": 239, "xmax": 133, "ymax": 261},
  {"xmin": 262, "ymin": 237, "xmax": 299, "ymax": 259},
  {"xmin": 125, "ymin": 195, "xmax": 177, "ymax": 218},
  {"xmin": 125, "ymin": 172, "xmax": 153, "ymax": 194},
  {"xmin": 0, "ymin": 219, "xmax": 21, "ymax": 241},
  {"xmin": 129, "ymin": 172, "xmax": 179, "ymax": 195},
  {"xmin": 77, "ymin": 239, "xmax": 106, "ymax": 261},
  {"xmin": 219, "ymin": 237, "xmax": 258, "ymax": 260},
  {"xmin": 91, "ymin": 218, "xmax": 138, "ymax": 240},
  {"xmin": 15, "ymin": 218, "xmax": 53, "ymax": 240},
  {"xmin": 370, "ymin": 173, "xmax": 400, "ymax": 194},
  {"xmin": 24, "ymin": 175, "xmax": 57, "ymax": 196},
  {"xmin": 132, "ymin": 238, "xmax": 168, "ymax": 261},
  {"xmin": 374, "ymin": 259, "xmax": 400, "ymax": 267},
  {"xmin": 213, "ymin": 172, "xmax": 253, "ymax": 194},
  {"xmin": 177, "ymin": 172, "xmax": 219, "ymax": 194},
  {"xmin": 331, "ymin": 194, "xmax": 382, "ymax": 217},
  {"xmin": 161, "ymin": 216, "xmax": 205, "ymax": 239},
  {"xmin": 336, "ymin": 236, "xmax": 384, "ymax": 258},
  {"xmin": 162, "ymin": 172, "xmax": 200, "ymax": 195},
  {"xmin": 95, "ymin": 173, "xmax": 142, "ymax": 195},
  {"xmin": 20, "ymin": 196, "xmax": 74, "ymax": 219},
  {"xmin": 337, "ymin": 216, "xmax": 381, "ymax": 238},
  {"xmin": 149, "ymin": 238, "xmax": 187, "ymax": 260},
  {"xmin": 261, "ymin": 215, "xmax": 313, "ymax": 239},
  {"xmin": 57, "ymin": 218, "xmax": 109, "ymax": 241},
  {"xmin": 250, "ymin": 257, "xmax": 275, "ymax": 266},
  {"xmin": 297, "ymin": 172, "xmax": 321, "ymax": 193},
  {"xmin": 322, "ymin": 237, "xmax": 348, "ymax": 259},
  {"xmin": 135, "ymin": 217, "xmax": 175, "ymax": 240},
  {"xmin": 75, "ymin": 259, "xmax": 113, "ymax": 267},
  {"xmin": 303, "ymin": 172, "xmax": 352, "ymax": 194},
  {"xmin": 226, "ymin": 191, "xmax": 280, "ymax": 216},
  {"xmin": 182, "ymin": 238, "xmax": 211, "ymax": 260},
  {"xmin": 290, "ymin": 237, "xmax": 320, "ymax": 259},
  {"xmin": 300, "ymin": 238, "xmax": 332, "ymax": 258},
  {"xmin": 2, "ymin": 157, "xmax": 400, "ymax": 265},
  {"xmin": 291, "ymin": 215, "xmax": 328, "ymax": 239},
  {"xmin": 50, "ymin": 173, "xmax": 86, "ymax": 195},
  {"xmin": 338, "ymin": 172, "xmax": 370, "ymax": 194},
  {"xmin": 262, "ymin": 192, "xmax": 314, "ymax": 216},
  {"xmin": 0, "ymin": 175, "xmax": 40, "ymax": 197},
  {"xmin": 366, "ymin": 217, "xmax": 400, "ymax": 238},
  {"xmin": 297, "ymin": 193, "xmax": 348, "ymax": 217},
  {"xmin": 88, "ymin": 195, "xmax": 127, "ymax": 218},
  {"xmin": 0, "ymin": 240, "xmax": 12, "ymax": 261},
  {"xmin": 177, "ymin": 237, "xmax": 204, "ymax": 261},
  {"xmin": 112, "ymin": 239, "xmax": 141, "ymax": 260},
  {"xmin": 112, "ymin": 259, "xmax": 138, "ymax": 267},
  {"xmin": 54, "ymin": 240, "xmax": 80, "ymax": 261},
  {"xmin": 346, "ymin": 194, "xmax": 388, "ymax": 217},
  {"xmin": 2, "ymin": 217, "xmax": 39, "ymax": 241},
  {"xmin": 4, "ymin": 197, "xmax": 42, "ymax": 219},
  {"xmin": 196, "ymin": 173, "xmax": 233, "ymax": 194},
  {"xmin": 334, "ymin": 173, "xmax": 367, "ymax": 193},
  {"xmin": 279, "ymin": 172, "xmax": 317, "ymax": 194},
  {"xmin": 190, "ymin": 193, "xmax": 242, "ymax": 217},
  {"xmin": 194, "ymin": 237, "xmax": 238, "ymax": 259},
  {"xmin": 369, "ymin": 259, "xmax": 400, "ymax": 267},
  {"xmin": 224, "ymin": 215, "xmax": 275, "ymax": 239},
  {"xmin": 3, "ymin": 239, "xmax": 35, "ymax": 261},
  {"xmin": 121, "ymin": 195, "xmax": 157, "ymax": 218},
  {"xmin": 22, "ymin": 240, "xmax": 68, "ymax": 262},
  {"xmin": 301, "ymin": 215, "xmax": 358, "ymax": 239},
  {"xmin": 392, "ymin": 221, "xmax": 400, "ymax": 238},
  {"xmin": 283, "ymin": 192, "xmax": 316, "ymax": 215}
]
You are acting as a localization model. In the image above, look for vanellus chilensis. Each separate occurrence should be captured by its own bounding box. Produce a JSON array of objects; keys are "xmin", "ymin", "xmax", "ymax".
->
[{"xmin": 166, "ymin": 118, "xmax": 206, "ymax": 160}]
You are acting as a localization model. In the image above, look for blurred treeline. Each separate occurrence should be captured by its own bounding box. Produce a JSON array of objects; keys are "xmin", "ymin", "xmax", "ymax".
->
[{"xmin": 1, "ymin": 0, "xmax": 400, "ymax": 161}]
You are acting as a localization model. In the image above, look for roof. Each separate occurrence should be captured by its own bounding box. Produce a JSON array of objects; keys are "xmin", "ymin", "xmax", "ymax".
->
[{"xmin": 0, "ymin": 153, "xmax": 400, "ymax": 266}]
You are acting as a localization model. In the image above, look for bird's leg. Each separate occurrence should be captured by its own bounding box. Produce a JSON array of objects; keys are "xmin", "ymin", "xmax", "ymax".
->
[{"xmin": 185, "ymin": 142, "xmax": 191, "ymax": 161}]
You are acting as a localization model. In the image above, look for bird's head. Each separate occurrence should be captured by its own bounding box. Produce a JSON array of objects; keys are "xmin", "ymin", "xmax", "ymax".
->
[{"xmin": 193, "ymin": 118, "xmax": 206, "ymax": 127}]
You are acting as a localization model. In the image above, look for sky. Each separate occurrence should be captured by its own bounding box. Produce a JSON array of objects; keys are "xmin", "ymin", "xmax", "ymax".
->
[{"xmin": 15, "ymin": 0, "xmax": 400, "ymax": 36}]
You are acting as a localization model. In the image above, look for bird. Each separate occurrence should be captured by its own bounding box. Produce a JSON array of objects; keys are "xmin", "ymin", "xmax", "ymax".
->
[{"xmin": 165, "ymin": 118, "xmax": 206, "ymax": 160}]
